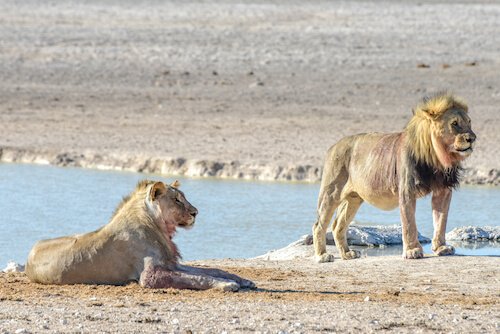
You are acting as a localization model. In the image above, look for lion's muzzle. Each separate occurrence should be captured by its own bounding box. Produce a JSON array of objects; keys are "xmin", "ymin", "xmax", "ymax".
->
[{"xmin": 454, "ymin": 131, "xmax": 476, "ymax": 156}]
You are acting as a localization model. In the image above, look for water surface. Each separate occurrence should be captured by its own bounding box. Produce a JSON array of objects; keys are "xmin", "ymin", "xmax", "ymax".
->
[{"xmin": 0, "ymin": 163, "xmax": 498, "ymax": 266}]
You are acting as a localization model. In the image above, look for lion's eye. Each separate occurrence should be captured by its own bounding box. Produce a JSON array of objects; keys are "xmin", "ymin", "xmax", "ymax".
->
[
  {"xmin": 174, "ymin": 198, "xmax": 182, "ymax": 204},
  {"xmin": 451, "ymin": 120, "xmax": 458, "ymax": 127}
]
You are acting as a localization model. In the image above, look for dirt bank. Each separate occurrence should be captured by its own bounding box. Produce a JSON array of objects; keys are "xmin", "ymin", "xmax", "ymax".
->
[{"xmin": 0, "ymin": 0, "xmax": 499, "ymax": 184}]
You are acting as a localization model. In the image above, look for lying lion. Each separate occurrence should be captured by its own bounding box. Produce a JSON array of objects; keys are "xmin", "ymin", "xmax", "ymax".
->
[
  {"xmin": 313, "ymin": 93, "xmax": 476, "ymax": 261},
  {"xmin": 26, "ymin": 180, "xmax": 254, "ymax": 291}
]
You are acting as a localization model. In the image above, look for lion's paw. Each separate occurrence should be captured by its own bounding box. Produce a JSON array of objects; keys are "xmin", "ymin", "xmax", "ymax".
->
[
  {"xmin": 403, "ymin": 247, "xmax": 424, "ymax": 259},
  {"xmin": 239, "ymin": 278, "xmax": 256, "ymax": 289},
  {"xmin": 315, "ymin": 253, "xmax": 335, "ymax": 263},
  {"xmin": 217, "ymin": 281, "xmax": 240, "ymax": 292},
  {"xmin": 434, "ymin": 245, "xmax": 455, "ymax": 256},
  {"xmin": 341, "ymin": 249, "xmax": 361, "ymax": 260}
]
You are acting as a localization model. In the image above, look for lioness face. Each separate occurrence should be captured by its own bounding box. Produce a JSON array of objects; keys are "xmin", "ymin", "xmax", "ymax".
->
[
  {"xmin": 150, "ymin": 181, "xmax": 198, "ymax": 229},
  {"xmin": 438, "ymin": 108, "xmax": 476, "ymax": 159},
  {"xmin": 159, "ymin": 186, "xmax": 198, "ymax": 228}
]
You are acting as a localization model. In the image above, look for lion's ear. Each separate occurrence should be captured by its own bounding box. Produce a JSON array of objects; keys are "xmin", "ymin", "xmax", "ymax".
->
[
  {"xmin": 170, "ymin": 180, "xmax": 181, "ymax": 189},
  {"xmin": 149, "ymin": 182, "xmax": 167, "ymax": 201},
  {"xmin": 419, "ymin": 107, "xmax": 437, "ymax": 120}
]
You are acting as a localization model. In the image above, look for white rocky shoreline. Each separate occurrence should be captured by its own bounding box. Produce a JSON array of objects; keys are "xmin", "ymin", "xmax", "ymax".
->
[
  {"xmin": 1, "ymin": 147, "xmax": 499, "ymax": 185},
  {"xmin": 255, "ymin": 225, "xmax": 500, "ymax": 261}
]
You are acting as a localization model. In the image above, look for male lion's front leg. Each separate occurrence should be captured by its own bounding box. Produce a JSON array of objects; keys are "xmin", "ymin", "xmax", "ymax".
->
[
  {"xmin": 177, "ymin": 264, "xmax": 255, "ymax": 289},
  {"xmin": 399, "ymin": 193, "xmax": 423, "ymax": 259},
  {"xmin": 139, "ymin": 258, "xmax": 239, "ymax": 291},
  {"xmin": 431, "ymin": 188, "xmax": 455, "ymax": 256}
]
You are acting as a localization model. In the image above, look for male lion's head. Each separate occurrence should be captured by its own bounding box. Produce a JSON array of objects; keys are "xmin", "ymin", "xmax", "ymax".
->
[
  {"xmin": 146, "ymin": 180, "xmax": 198, "ymax": 231},
  {"xmin": 406, "ymin": 93, "xmax": 476, "ymax": 169}
]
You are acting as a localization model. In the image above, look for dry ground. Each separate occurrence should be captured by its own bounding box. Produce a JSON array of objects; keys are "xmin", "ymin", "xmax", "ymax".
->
[
  {"xmin": 0, "ymin": 0, "xmax": 499, "ymax": 183},
  {"xmin": 1, "ymin": 256, "xmax": 498, "ymax": 333}
]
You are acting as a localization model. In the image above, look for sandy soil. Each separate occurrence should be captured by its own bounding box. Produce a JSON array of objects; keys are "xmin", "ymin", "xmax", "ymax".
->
[
  {"xmin": 1, "ymin": 256, "xmax": 498, "ymax": 333},
  {"xmin": 0, "ymin": 0, "xmax": 499, "ymax": 183}
]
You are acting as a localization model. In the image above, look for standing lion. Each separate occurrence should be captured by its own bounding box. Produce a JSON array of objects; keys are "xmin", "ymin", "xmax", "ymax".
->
[
  {"xmin": 26, "ymin": 180, "xmax": 254, "ymax": 291},
  {"xmin": 312, "ymin": 93, "xmax": 476, "ymax": 262}
]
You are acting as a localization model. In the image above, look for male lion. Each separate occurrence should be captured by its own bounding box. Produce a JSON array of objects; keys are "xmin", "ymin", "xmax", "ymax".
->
[
  {"xmin": 26, "ymin": 180, "xmax": 254, "ymax": 291},
  {"xmin": 312, "ymin": 93, "xmax": 475, "ymax": 262}
]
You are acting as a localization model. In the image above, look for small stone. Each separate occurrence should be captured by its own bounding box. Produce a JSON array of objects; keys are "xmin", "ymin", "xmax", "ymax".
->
[
  {"xmin": 364, "ymin": 296, "xmax": 371, "ymax": 302},
  {"xmin": 60, "ymin": 319, "xmax": 68, "ymax": 325},
  {"xmin": 428, "ymin": 313, "xmax": 436, "ymax": 320},
  {"xmin": 15, "ymin": 329, "xmax": 28, "ymax": 334},
  {"xmin": 249, "ymin": 81, "xmax": 264, "ymax": 88},
  {"xmin": 3, "ymin": 261, "xmax": 25, "ymax": 273},
  {"xmin": 171, "ymin": 318, "xmax": 180, "ymax": 325}
]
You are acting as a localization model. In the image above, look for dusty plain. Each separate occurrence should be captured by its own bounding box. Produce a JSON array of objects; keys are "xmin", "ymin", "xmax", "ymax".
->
[
  {"xmin": 0, "ymin": 0, "xmax": 499, "ymax": 333},
  {"xmin": 0, "ymin": 0, "xmax": 499, "ymax": 183},
  {"xmin": 1, "ymin": 256, "xmax": 499, "ymax": 333}
]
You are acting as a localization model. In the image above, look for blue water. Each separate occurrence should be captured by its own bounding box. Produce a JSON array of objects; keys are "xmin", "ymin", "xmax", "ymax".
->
[{"xmin": 0, "ymin": 163, "xmax": 498, "ymax": 267}]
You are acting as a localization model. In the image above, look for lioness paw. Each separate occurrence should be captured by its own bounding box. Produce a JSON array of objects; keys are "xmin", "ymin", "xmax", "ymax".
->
[
  {"xmin": 239, "ymin": 279, "xmax": 256, "ymax": 289},
  {"xmin": 403, "ymin": 247, "xmax": 424, "ymax": 259},
  {"xmin": 315, "ymin": 253, "xmax": 335, "ymax": 263},
  {"xmin": 434, "ymin": 245, "xmax": 455, "ymax": 256},
  {"xmin": 217, "ymin": 281, "xmax": 240, "ymax": 292},
  {"xmin": 341, "ymin": 250, "xmax": 361, "ymax": 260}
]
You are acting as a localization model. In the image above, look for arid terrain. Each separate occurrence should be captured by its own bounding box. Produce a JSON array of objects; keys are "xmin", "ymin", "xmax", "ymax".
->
[
  {"xmin": 0, "ymin": 0, "xmax": 499, "ymax": 183},
  {"xmin": 1, "ymin": 256, "xmax": 499, "ymax": 333}
]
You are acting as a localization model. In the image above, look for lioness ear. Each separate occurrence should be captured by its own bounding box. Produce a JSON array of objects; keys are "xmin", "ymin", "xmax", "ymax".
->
[
  {"xmin": 149, "ymin": 182, "xmax": 167, "ymax": 201},
  {"xmin": 170, "ymin": 180, "xmax": 181, "ymax": 189}
]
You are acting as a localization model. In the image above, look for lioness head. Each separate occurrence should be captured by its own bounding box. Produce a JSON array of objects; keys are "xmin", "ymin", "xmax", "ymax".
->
[
  {"xmin": 407, "ymin": 93, "xmax": 476, "ymax": 169},
  {"xmin": 148, "ymin": 181, "xmax": 198, "ymax": 229}
]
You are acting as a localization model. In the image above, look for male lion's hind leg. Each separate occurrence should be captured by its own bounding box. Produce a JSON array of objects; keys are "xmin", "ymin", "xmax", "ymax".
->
[
  {"xmin": 333, "ymin": 195, "xmax": 363, "ymax": 260},
  {"xmin": 140, "ymin": 260, "xmax": 239, "ymax": 291},
  {"xmin": 177, "ymin": 264, "xmax": 255, "ymax": 289},
  {"xmin": 312, "ymin": 191, "xmax": 339, "ymax": 263}
]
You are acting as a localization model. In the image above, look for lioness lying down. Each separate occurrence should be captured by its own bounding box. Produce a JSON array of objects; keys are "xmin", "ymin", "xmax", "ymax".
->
[
  {"xmin": 26, "ymin": 180, "xmax": 254, "ymax": 291},
  {"xmin": 313, "ymin": 93, "xmax": 475, "ymax": 261}
]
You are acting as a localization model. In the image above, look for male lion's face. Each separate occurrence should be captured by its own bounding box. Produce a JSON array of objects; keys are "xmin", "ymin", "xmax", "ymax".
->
[
  {"xmin": 151, "ymin": 181, "xmax": 198, "ymax": 229},
  {"xmin": 436, "ymin": 108, "xmax": 476, "ymax": 160}
]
